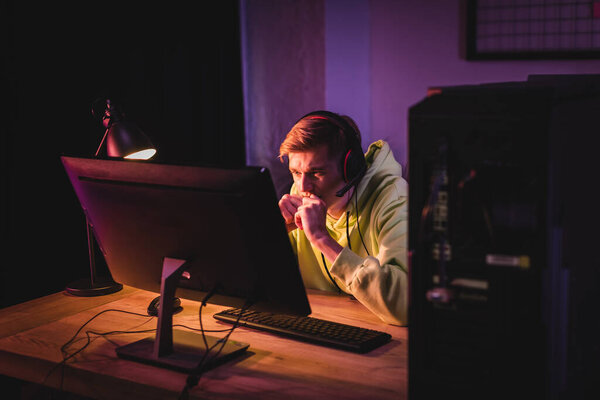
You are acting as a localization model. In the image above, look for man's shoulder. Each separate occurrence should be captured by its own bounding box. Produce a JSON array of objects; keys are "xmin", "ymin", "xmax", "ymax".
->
[
  {"xmin": 366, "ymin": 173, "xmax": 408, "ymax": 200},
  {"xmin": 360, "ymin": 175, "xmax": 407, "ymax": 223},
  {"xmin": 362, "ymin": 184, "xmax": 407, "ymax": 234}
]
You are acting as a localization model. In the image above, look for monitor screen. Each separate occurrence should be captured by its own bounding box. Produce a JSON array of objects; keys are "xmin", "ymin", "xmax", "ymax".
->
[{"xmin": 61, "ymin": 155, "xmax": 311, "ymax": 317}]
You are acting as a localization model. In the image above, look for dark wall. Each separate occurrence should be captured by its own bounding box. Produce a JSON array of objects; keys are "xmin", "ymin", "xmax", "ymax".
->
[{"xmin": 2, "ymin": 1, "xmax": 245, "ymax": 307}]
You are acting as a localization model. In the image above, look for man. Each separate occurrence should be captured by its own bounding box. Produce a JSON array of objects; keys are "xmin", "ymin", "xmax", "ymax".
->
[{"xmin": 278, "ymin": 110, "xmax": 408, "ymax": 325}]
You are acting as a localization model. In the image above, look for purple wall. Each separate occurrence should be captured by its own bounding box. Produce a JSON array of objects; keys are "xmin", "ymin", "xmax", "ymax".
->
[
  {"xmin": 370, "ymin": 0, "xmax": 600, "ymax": 174},
  {"xmin": 325, "ymin": 0, "xmax": 371, "ymax": 145},
  {"xmin": 242, "ymin": 0, "xmax": 600, "ymax": 191}
]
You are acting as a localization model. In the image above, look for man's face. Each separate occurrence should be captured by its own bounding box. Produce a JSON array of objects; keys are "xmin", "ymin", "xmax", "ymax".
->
[{"xmin": 288, "ymin": 144, "xmax": 347, "ymax": 213}]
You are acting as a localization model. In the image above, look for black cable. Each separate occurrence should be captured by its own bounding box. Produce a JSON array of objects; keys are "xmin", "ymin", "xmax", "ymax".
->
[
  {"xmin": 42, "ymin": 307, "xmax": 233, "ymax": 395},
  {"xmin": 38, "ymin": 309, "xmax": 151, "ymax": 392},
  {"xmin": 320, "ymin": 190, "xmax": 369, "ymax": 295},
  {"xmin": 321, "ymin": 252, "xmax": 343, "ymax": 294},
  {"xmin": 60, "ymin": 310, "xmax": 150, "ymax": 364},
  {"xmin": 178, "ymin": 300, "xmax": 252, "ymax": 399},
  {"xmin": 177, "ymin": 286, "xmax": 222, "ymax": 399},
  {"xmin": 178, "ymin": 287, "xmax": 249, "ymax": 397},
  {"xmin": 345, "ymin": 210, "xmax": 352, "ymax": 251}
]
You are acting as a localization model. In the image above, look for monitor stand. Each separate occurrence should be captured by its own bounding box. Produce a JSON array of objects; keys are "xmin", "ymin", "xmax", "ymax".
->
[{"xmin": 116, "ymin": 257, "xmax": 249, "ymax": 373}]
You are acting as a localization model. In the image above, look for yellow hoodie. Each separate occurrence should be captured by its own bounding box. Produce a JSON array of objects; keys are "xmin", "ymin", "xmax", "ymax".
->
[{"xmin": 289, "ymin": 140, "xmax": 408, "ymax": 325}]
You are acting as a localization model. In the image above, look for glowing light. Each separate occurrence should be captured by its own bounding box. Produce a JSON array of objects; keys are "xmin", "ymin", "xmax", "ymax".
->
[{"xmin": 125, "ymin": 149, "xmax": 157, "ymax": 160}]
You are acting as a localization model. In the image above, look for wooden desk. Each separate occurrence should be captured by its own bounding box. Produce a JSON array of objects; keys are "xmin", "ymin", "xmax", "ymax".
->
[{"xmin": 0, "ymin": 287, "xmax": 407, "ymax": 399}]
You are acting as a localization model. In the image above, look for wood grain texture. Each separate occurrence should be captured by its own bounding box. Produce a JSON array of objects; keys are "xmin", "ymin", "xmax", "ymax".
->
[{"xmin": 0, "ymin": 287, "xmax": 407, "ymax": 399}]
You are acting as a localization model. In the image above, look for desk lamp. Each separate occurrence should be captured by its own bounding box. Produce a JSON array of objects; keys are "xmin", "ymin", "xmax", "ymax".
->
[{"xmin": 65, "ymin": 99, "xmax": 157, "ymax": 296}]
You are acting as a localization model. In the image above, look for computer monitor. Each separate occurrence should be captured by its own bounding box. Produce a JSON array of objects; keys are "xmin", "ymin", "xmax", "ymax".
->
[{"xmin": 61, "ymin": 155, "xmax": 311, "ymax": 372}]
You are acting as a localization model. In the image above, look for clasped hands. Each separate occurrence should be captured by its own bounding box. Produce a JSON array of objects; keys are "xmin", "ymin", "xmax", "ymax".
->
[
  {"xmin": 279, "ymin": 193, "xmax": 344, "ymax": 263},
  {"xmin": 278, "ymin": 194, "xmax": 328, "ymax": 242}
]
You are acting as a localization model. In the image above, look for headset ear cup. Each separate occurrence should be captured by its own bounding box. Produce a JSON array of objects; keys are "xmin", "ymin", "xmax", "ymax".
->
[
  {"xmin": 298, "ymin": 110, "xmax": 366, "ymax": 185},
  {"xmin": 343, "ymin": 150, "xmax": 365, "ymax": 184},
  {"xmin": 342, "ymin": 149, "xmax": 352, "ymax": 182}
]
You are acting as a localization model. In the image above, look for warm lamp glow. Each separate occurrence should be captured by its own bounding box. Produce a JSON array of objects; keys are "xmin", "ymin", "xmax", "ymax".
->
[
  {"xmin": 95, "ymin": 99, "xmax": 157, "ymax": 160},
  {"xmin": 125, "ymin": 149, "xmax": 157, "ymax": 160}
]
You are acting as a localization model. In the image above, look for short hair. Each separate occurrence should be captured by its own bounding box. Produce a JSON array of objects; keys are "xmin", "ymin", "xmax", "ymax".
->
[{"xmin": 279, "ymin": 113, "xmax": 361, "ymax": 163}]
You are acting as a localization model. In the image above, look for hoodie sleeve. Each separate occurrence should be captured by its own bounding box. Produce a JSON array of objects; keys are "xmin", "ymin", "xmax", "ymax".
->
[{"xmin": 329, "ymin": 193, "xmax": 408, "ymax": 326}]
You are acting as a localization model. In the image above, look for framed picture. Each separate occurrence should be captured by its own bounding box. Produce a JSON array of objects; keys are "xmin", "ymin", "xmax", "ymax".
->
[{"xmin": 463, "ymin": 0, "xmax": 600, "ymax": 60}]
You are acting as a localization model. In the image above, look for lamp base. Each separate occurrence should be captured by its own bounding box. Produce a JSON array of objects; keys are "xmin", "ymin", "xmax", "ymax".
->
[{"xmin": 65, "ymin": 277, "xmax": 123, "ymax": 297}]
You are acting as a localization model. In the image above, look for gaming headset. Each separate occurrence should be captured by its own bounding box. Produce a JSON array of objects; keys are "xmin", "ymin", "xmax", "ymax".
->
[{"xmin": 296, "ymin": 110, "xmax": 367, "ymax": 197}]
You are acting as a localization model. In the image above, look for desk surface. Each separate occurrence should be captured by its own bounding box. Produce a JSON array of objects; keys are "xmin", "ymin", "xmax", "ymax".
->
[{"xmin": 0, "ymin": 286, "xmax": 407, "ymax": 399}]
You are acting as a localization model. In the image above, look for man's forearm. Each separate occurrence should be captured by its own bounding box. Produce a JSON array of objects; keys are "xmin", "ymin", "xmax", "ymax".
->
[{"xmin": 312, "ymin": 233, "xmax": 343, "ymax": 263}]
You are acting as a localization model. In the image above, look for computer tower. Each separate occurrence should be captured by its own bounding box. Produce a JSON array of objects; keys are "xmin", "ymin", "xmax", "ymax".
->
[{"xmin": 408, "ymin": 75, "xmax": 600, "ymax": 400}]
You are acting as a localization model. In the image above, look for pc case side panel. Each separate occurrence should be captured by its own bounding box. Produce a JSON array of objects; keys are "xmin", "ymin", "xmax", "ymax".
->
[
  {"xmin": 548, "ymin": 90, "xmax": 600, "ymax": 400},
  {"xmin": 408, "ymin": 87, "xmax": 552, "ymax": 400}
]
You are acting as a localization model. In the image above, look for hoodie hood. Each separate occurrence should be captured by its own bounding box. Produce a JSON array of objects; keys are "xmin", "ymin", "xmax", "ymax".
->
[
  {"xmin": 325, "ymin": 140, "xmax": 407, "ymax": 231},
  {"xmin": 359, "ymin": 140, "xmax": 406, "ymax": 199}
]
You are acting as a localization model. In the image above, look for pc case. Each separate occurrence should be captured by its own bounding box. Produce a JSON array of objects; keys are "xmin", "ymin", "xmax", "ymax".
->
[{"xmin": 408, "ymin": 75, "xmax": 600, "ymax": 400}]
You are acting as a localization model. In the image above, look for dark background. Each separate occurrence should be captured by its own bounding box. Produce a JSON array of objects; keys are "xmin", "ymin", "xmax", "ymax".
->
[{"xmin": 1, "ymin": 1, "xmax": 245, "ymax": 307}]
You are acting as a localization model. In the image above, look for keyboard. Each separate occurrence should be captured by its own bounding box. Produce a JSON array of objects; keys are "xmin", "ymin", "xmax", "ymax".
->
[{"xmin": 213, "ymin": 308, "xmax": 392, "ymax": 353}]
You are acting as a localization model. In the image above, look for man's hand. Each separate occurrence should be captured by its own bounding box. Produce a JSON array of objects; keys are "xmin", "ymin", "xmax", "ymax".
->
[
  {"xmin": 295, "ymin": 194, "xmax": 343, "ymax": 262},
  {"xmin": 294, "ymin": 194, "xmax": 328, "ymax": 243},
  {"xmin": 278, "ymin": 194, "xmax": 303, "ymax": 232}
]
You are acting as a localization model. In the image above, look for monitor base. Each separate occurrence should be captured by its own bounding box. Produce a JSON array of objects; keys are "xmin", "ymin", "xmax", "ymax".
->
[{"xmin": 116, "ymin": 329, "xmax": 249, "ymax": 373}]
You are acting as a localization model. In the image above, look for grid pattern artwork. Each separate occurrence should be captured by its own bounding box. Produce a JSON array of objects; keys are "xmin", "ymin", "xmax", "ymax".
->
[{"xmin": 466, "ymin": 0, "xmax": 600, "ymax": 59}]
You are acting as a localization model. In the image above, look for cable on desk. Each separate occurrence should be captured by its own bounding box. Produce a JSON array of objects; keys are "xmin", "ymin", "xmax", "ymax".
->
[
  {"xmin": 35, "ymin": 309, "xmax": 149, "ymax": 395},
  {"xmin": 40, "ymin": 308, "xmax": 232, "ymax": 395},
  {"xmin": 178, "ymin": 292, "xmax": 253, "ymax": 400}
]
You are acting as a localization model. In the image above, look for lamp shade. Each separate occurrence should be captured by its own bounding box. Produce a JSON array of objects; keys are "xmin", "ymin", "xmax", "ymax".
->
[{"xmin": 106, "ymin": 120, "xmax": 156, "ymax": 160}]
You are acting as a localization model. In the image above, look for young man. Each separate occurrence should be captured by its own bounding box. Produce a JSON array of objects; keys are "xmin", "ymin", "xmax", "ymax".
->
[{"xmin": 278, "ymin": 111, "xmax": 408, "ymax": 325}]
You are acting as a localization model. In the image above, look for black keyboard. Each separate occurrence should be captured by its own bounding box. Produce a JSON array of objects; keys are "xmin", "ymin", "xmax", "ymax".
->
[{"xmin": 213, "ymin": 308, "xmax": 392, "ymax": 353}]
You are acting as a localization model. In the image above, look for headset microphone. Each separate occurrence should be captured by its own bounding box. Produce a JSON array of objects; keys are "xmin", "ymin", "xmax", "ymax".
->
[{"xmin": 335, "ymin": 165, "xmax": 366, "ymax": 197}]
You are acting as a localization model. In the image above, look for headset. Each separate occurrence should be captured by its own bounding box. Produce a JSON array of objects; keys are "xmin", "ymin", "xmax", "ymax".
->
[{"xmin": 296, "ymin": 110, "xmax": 367, "ymax": 197}]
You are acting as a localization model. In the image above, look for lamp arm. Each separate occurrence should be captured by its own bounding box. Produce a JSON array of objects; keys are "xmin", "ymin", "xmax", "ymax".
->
[
  {"xmin": 86, "ymin": 217, "xmax": 97, "ymax": 287},
  {"xmin": 95, "ymin": 129, "xmax": 109, "ymax": 157}
]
